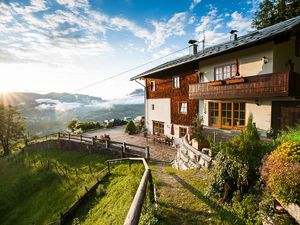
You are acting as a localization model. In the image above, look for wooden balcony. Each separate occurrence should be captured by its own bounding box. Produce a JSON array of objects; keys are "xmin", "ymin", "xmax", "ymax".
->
[{"xmin": 189, "ymin": 72, "xmax": 300, "ymax": 99}]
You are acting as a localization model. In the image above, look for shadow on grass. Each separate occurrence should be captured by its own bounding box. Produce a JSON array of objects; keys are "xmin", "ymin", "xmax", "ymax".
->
[
  {"xmin": 170, "ymin": 174, "xmax": 245, "ymax": 225},
  {"xmin": 158, "ymin": 201, "xmax": 213, "ymax": 225}
]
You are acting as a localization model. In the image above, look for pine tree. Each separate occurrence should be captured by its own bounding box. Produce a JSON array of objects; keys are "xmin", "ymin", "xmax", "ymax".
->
[
  {"xmin": 286, "ymin": 0, "xmax": 300, "ymax": 17},
  {"xmin": 276, "ymin": 0, "xmax": 288, "ymax": 22},
  {"xmin": 253, "ymin": 0, "xmax": 300, "ymax": 30},
  {"xmin": 252, "ymin": 0, "xmax": 276, "ymax": 29}
]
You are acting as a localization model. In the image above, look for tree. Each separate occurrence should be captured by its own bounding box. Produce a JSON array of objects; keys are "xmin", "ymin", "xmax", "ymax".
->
[
  {"xmin": 253, "ymin": 0, "xmax": 300, "ymax": 29},
  {"xmin": 125, "ymin": 120, "xmax": 137, "ymax": 134},
  {"xmin": 67, "ymin": 119, "xmax": 79, "ymax": 132},
  {"xmin": 252, "ymin": 0, "xmax": 276, "ymax": 29},
  {"xmin": 0, "ymin": 105, "xmax": 25, "ymax": 156}
]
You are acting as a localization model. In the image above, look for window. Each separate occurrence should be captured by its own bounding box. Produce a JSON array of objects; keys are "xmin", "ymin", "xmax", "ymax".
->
[
  {"xmin": 214, "ymin": 63, "xmax": 237, "ymax": 81},
  {"xmin": 179, "ymin": 127, "xmax": 187, "ymax": 138},
  {"xmin": 150, "ymin": 81, "xmax": 155, "ymax": 91},
  {"xmin": 179, "ymin": 102, "xmax": 187, "ymax": 114},
  {"xmin": 153, "ymin": 121, "xmax": 164, "ymax": 135},
  {"xmin": 172, "ymin": 76, "xmax": 180, "ymax": 88},
  {"xmin": 151, "ymin": 104, "xmax": 154, "ymax": 110},
  {"xmin": 208, "ymin": 101, "xmax": 245, "ymax": 129}
]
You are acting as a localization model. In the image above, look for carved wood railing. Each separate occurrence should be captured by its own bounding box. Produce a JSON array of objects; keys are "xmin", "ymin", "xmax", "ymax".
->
[{"xmin": 189, "ymin": 72, "xmax": 298, "ymax": 99}]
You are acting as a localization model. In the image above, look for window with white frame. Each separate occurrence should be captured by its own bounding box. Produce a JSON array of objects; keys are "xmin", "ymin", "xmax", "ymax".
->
[
  {"xmin": 179, "ymin": 102, "xmax": 187, "ymax": 114},
  {"xmin": 150, "ymin": 80, "xmax": 155, "ymax": 91},
  {"xmin": 214, "ymin": 63, "xmax": 237, "ymax": 81},
  {"xmin": 172, "ymin": 76, "xmax": 180, "ymax": 88}
]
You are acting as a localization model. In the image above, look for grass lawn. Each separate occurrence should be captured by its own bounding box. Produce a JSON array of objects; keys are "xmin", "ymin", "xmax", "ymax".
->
[
  {"xmin": 0, "ymin": 149, "xmax": 112, "ymax": 225},
  {"xmin": 153, "ymin": 166, "xmax": 244, "ymax": 225},
  {"xmin": 70, "ymin": 162, "xmax": 144, "ymax": 225}
]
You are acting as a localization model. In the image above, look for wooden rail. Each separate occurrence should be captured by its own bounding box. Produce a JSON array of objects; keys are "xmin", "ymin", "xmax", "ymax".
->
[
  {"xmin": 27, "ymin": 132, "xmax": 150, "ymax": 160},
  {"xmin": 189, "ymin": 71, "xmax": 297, "ymax": 99},
  {"xmin": 107, "ymin": 158, "xmax": 155, "ymax": 225}
]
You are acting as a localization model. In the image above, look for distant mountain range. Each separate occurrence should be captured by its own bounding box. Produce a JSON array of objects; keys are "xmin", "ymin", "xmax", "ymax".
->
[{"xmin": 0, "ymin": 90, "xmax": 144, "ymax": 135}]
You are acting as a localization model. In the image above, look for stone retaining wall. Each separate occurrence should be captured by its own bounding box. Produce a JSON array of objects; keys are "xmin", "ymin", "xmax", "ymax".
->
[
  {"xmin": 23, "ymin": 140, "xmax": 127, "ymax": 158},
  {"xmin": 173, "ymin": 136, "xmax": 212, "ymax": 170}
]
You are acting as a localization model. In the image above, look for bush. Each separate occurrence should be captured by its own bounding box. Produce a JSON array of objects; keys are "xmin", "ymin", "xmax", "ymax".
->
[
  {"xmin": 276, "ymin": 123, "xmax": 300, "ymax": 143},
  {"xmin": 192, "ymin": 115, "xmax": 205, "ymax": 142},
  {"xmin": 261, "ymin": 141, "xmax": 300, "ymax": 204},
  {"xmin": 125, "ymin": 121, "xmax": 137, "ymax": 134},
  {"xmin": 208, "ymin": 114, "xmax": 270, "ymax": 202}
]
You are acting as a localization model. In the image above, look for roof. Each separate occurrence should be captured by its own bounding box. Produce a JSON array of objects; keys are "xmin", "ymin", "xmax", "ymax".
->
[{"xmin": 130, "ymin": 15, "xmax": 300, "ymax": 81}]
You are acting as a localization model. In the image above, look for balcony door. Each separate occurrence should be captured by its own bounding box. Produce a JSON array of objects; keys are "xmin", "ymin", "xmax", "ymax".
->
[{"xmin": 209, "ymin": 102, "xmax": 245, "ymax": 129}]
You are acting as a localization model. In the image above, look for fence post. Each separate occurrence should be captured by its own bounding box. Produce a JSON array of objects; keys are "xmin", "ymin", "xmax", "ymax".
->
[
  {"xmin": 80, "ymin": 135, "xmax": 82, "ymax": 142},
  {"xmin": 68, "ymin": 133, "xmax": 71, "ymax": 140},
  {"xmin": 213, "ymin": 130, "xmax": 216, "ymax": 143},
  {"xmin": 145, "ymin": 146, "xmax": 150, "ymax": 161},
  {"xmin": 105, "ymin": 140, "xmax": 109, "ymax": 149},
  {"xmin": 149, "ymin": 170, "xmax": 155, "ymax": 203},
  {"xmin": 107, "ymin": 161, "xmax": 110, "ymax": 174},
  {"xmin": 121, "ymin": 145, "xmax": 124, "ymax": 158},
  {"xmin": 123, "ymin": 142, "xmax": 127, "ymax": 153},
  {"xmin": 58, "ymin": 132, "xmax": 60, "ymax": 140}
]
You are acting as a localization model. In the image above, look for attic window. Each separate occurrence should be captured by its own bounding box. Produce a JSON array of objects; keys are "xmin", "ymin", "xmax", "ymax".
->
[
  {"xmin": 172, "ymin": 76, "xmax": 180, "ymax": 88},
  {"xmin": 150, "ymin": 81, "xmax": 155, "ymax": 91}
]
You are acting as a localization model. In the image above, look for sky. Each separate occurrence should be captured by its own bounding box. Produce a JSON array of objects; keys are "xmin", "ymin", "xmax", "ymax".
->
[{"xmin": 0, "ymin": 0, "xmax": 260, "ymax": 100}]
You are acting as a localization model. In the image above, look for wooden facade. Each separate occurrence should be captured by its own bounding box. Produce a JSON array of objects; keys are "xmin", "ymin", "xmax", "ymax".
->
[
  {"xmin": 189, "ymin": 72, "xmax": 300, "ymax": 100},
  {"xmin": 145, "ymin": 69, "xmax": 198, "ymax": 126}
]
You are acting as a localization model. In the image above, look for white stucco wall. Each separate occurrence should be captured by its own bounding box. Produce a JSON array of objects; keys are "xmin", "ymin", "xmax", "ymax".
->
[
  {"xmin": 246, "ymin": 99, "xmax": 272, "ymax": 136},
  {"xmin": 198, "ymin": 43, "xmax": 274, "ymax": 82},
  {"xmin": 198, "ymin": 99, "xmax": 272, "ymax": 136},
  {"xmin": 145, "ymin": 98, "xmax": 171, "ymax": 135}
]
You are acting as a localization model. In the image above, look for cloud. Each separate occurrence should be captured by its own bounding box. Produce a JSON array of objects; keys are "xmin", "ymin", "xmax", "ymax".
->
[
  {"xmin": 56, "ymin": 0, "xmax": 89, "ymax": 12},
  {"xmin": 148, "ymin": 12, "xmax": 187, "ymax": 48},
  {"xmin": 227, "ymin": 11, "xmax": 253, "ymax": 33},
  {"xmin": 189, "ymin": 0, "xmax": 202, "ymax": 11},
  {"xmin": 35, "ymin": 99, "xmax": 81, "ymax": 112},
  {"xmin": 151, "ymin": 46, "xmax": 187, "ymax": 60},
  {"xmin": 194, "ymin": 7, "xmax": 228, "ymax": 45}
]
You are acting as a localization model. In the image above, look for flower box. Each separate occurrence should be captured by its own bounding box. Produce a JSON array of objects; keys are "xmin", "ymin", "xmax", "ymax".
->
[
  {"xmin": 225, "ymin": 77, "xmax": 246, "ymax": 84},
  {"xmin": 208, "ymin": 81, "xmax": 224, "ymax": 86}
]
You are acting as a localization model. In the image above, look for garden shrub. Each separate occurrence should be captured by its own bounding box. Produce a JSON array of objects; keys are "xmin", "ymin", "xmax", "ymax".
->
[
  {"xmin": 261, "ymin": 140, "xmax": 300, "ymax": 204},
  {"xmin": 208, "ymin": 114, "xmax": 270, "ymax": 202},
  {"xmin": 125, "ymin": 120, "xmax": 137, "ymax": 134}
]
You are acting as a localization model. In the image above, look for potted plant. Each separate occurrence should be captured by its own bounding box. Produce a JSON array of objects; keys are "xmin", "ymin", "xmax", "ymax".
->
[
  {"xmin": 208, "ymin": 80, "xmax": 224, "ymax": 86},
  {"xmin": 191, "ymin": 115, "xmax": 210, "ymax": 150},
  {"xmin": 225, "ymin": 77, "xmax": 245, "ymax": 84}
]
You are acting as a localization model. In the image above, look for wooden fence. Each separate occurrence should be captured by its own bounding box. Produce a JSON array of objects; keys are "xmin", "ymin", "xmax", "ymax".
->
[
  {"xmin": 25, "ymin": 134, "xmax": 154, "ymax": 225},
  {"xmin": 60, "ymin": 158, "xmax": 155, "ymax": 225},
  {"xmin": 107, "ymin": 158, "xmax": 155, "ymax": 225},
  {"xmin": 27, "ymin": 132, "xmax": 150, "ymax": 160}
]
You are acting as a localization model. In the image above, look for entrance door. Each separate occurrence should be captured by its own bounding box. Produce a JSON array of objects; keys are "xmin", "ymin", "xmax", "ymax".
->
[{"xmin": 272, "ymin": 101, "xmax": 300, "ymax": 130}]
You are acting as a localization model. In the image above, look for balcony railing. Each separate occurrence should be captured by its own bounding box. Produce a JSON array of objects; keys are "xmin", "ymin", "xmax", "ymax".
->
[{"xmin": 189, "ymin": 72, "xmax": 299, "ymax": 99}]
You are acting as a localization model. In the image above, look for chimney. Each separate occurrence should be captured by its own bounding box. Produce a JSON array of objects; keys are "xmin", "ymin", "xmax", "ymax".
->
[
  {"xmin": 230, "ymin": 30, "xmax": 238, "ymax": 41},
  {"xmin": 188, "ymin": 40, "xmax": 198, "ymax": 55}
]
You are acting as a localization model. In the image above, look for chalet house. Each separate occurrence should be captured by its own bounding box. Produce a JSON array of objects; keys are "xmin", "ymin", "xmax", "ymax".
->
[{"xmin": 131, "ymin": 16, "xmax": 300, "ymax": 139}]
